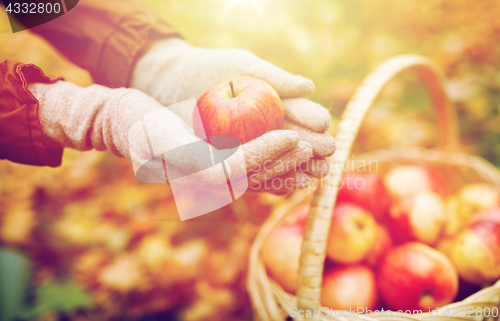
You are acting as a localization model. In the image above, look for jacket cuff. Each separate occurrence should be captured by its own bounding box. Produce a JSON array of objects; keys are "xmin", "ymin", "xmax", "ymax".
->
[
  {"xmin": 95, "ymin": 10, "xmax": 183, "ymax": 88},
  {"xmin": 0, "ymin": 61, "xmax": 64, "ymax": 167}
]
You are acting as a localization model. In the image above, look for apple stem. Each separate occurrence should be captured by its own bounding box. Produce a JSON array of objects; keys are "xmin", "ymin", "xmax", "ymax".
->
[{"xmin": 229, "ymin": 80, "xmax": 236, "ymax": 98}]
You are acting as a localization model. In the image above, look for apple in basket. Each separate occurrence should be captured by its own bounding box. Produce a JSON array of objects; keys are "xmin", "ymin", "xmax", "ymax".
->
[
  {"xmin": 448, "ymin": 208, "xmax": 500, "ymax": 284},
  {"xmin": 384, "ymin": 165, "xmax": 447, "ymax": 199},
  {"xmin": 262, "ymin": 205, "xmax": 309, "ymax": 294},
  {"xmin": 444, "ymin": 185, "xmax": 500, "ymax": 237},
  {"xmin": 377, "ymin": 242, "xmax": 458, "ymax": 310},
  {"xmin": 326, "ymin": 203, "xmax": 377, "ymax": 264},
  {"xmin": 456, "ymin": 183, "xmax": 500, "ymax": 221},
  {"xmin": 193, "ymin": 77, "xmax": 284, "ymax": 144},
  {"xmin": 442, "ymin": 195, "xmax": 464, "ymax": 237},
  {"xmin": 388, "ymin": 191, "xmax": 447, "ymax": 245},
  {"xmin": 365, "ymin": 225, "xmax": 393, "ymax": 267},
  {"xmin": 469, "ymin": 206, "xmax": 500, "ymax": 226},
  {"xmin": 337, "ymin": 172, "xmax": 391, "ymax": 221},
  {"xmin": 322, "ymin": 265, "xmax": 378, "ymax": 311}
]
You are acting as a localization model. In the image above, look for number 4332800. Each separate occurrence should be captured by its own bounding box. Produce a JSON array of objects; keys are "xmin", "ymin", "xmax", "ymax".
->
[
  {"xmin": 441, "ymin": 306, "xmax": 498, "ymax": 318},
  {"xmin": 5, "ymin": 2, "xmax": 61, "ymax": 14}
]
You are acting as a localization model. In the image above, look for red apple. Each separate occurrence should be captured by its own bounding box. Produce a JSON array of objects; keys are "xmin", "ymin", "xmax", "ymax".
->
[
  {"xmin": 384, "ymin": 165, "xmax": 447, "ymax": 199},
  {"xmin": 281, "ymin": 204, "xmax": 310, "ymax": 227},
  {"xmin": 449, "ymin": 220, "xmax": 500, "ymax": 284},
  {"xmin": 365, "ymin": 225, "xmax": 393, "ymax": 267},
  {"xmin": 326, "ymin": 203, "xmax": 377, "ymax": 264},
  {"xmin": 377, "ymin": 242, "xmax": 458, "ymax": 310},
  {"xmin": 388, "ymin": 191, "xmax": 446, "ymax": 245},
  {"xmin": 262, "ymin": 205, "xmax": 308, "ymax": 294},
  {"xmin": 337, "ymin": 173, "xmax": 391, "ymax": 221},
  {"xmin": 194, "ymin": 77, "xmax": 284, "ymax": 144},
  {"xmin": 322, "ymin": 265, "xmax": 378, "ymax": 310}
]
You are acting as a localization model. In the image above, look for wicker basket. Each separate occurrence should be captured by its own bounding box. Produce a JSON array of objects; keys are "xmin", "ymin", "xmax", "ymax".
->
[{"xmin": 248, "ymin": 55, "xmax": 500, "ymax": 321}]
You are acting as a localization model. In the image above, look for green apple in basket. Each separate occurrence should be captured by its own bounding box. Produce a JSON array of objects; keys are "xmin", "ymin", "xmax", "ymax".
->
[
  {"xmin": 325, "ymin": 203, "xmax": 378, "ymax": 264},
  {"xmin": 447, "ymin": 207, "xmax": 500, "ymax": 284}
]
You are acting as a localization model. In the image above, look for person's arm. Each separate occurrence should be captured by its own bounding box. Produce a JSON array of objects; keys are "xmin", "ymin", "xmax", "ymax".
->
[
  {"xmin": 28, "ymin": 0, "xmax": 182, "ymax": 88},
  {"xmin": 0, "ymin": 60, "xmax": 63, "ymax": 167},
  {"xmin": 0, "ymin": 59, "xmax": 318, "ymax": 195},
  {"xmin": 26, "ymin": 79, "xmax": 317, "ymax": 194}
]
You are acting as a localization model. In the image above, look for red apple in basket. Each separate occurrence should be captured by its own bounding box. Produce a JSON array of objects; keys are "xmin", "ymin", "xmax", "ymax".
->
[
  {"xmin": 449, "ymin": 213, "xmax": 500, "ymax": 284},
  {"xmin": 322, "ymin": 265, "xmax": 378, "ymax": 311},
  {"xmin": 193, "ymin": 77, "xmax": 284, "ymax": 144},
  {"xmin": 326, "ymin": 203, "xmax": 377, "ymax": 264},
  {"xmin": 337, "ymin": 173, "xmax": 391, "ymax": 221},
  {"xmin": 377, "ymin": 242, "xmax": 458, "ymax": 311},
  {"xmin": 388, "ymin": 191, "xmax": 446, "ymax": 245},
  {"xmin": 262, "ymin": 205, "xmax": 309, "ymax": 294},
  {"xmin": 280, "ymin": 204, "xmax": 310, "ymax": 227},
  {"xmin": 365, "ymin": 225, "xmax": 393, "ymax": 267},
  {"xmin": 384, "ymin": 165, "xmax": 447, "ymax": 199}
]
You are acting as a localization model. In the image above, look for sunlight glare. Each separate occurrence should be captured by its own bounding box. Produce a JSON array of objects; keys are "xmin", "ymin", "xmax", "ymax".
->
[{"xmin": 229, "ymin": 0, "xmax": 262, "ymax": 10}]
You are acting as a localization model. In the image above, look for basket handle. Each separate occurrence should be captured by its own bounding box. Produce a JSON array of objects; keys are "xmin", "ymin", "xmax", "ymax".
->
[{"xmin": 296, "ymin": 55, "xmax": 460, "ymax": 316}]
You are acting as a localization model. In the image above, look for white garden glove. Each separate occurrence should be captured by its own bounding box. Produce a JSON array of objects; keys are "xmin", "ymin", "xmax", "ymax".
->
[
  {"xmin": 28, "ymin": 81, "xmax": 318, "ymax": 194},
  {"xmin": 131, "ymin": 38, "xmax": 336, "ymax": 175}
]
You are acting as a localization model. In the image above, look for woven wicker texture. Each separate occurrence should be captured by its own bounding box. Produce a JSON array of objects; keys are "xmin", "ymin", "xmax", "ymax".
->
[{"xmin": 248, "ymin": 55, "xmax": 500, "ymax": 321}]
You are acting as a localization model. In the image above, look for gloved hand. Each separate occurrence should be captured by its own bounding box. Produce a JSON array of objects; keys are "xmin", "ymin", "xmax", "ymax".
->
[
  {"xmin": 131, "ymin": 38, "xmax": 336, "ymax": 162},
  {"xmin": 29, "ymin": 81, "xmax": 320, "ymax": 193}
]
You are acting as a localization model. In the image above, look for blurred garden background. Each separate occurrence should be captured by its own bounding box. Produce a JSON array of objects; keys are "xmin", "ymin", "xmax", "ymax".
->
[{"xmin": 1, "ymin": 0, "xmax": 500, "ymax": 320}]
